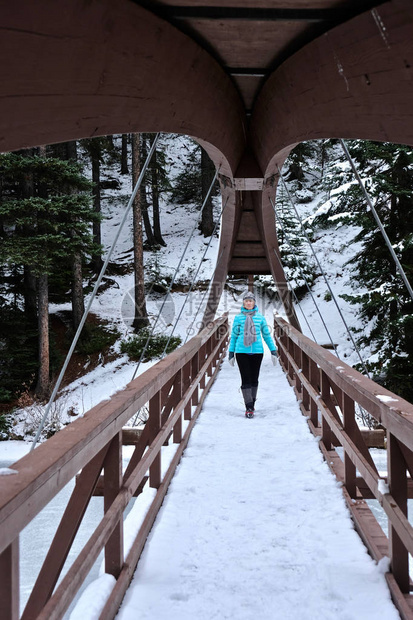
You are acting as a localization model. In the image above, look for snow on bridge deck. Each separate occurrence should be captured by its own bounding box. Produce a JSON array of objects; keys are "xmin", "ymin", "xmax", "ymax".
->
[{"xmin": 116, "ymin": 358, "xmax": 398, "ymax": 620}]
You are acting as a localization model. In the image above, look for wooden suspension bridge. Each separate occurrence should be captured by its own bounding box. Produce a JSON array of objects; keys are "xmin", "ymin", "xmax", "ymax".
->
[
  {"xmin": 1, "ymin": 0, "xmax": 413, "ymax": 617},
  {"xmin": 2, "ymin": 316, "xmax": 413, "ymax": 618}
]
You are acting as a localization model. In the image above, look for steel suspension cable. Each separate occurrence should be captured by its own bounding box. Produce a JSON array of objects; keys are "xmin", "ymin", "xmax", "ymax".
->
[
  {"xmin": 339, "ymin": 138, "xmax": 413, "ymax": 303},
  {"xmin": 130, "ymin": 166, "xmax": 220, "ymax": 381},
  {"xmin": 161, "ymin": 196, "xmax": 230, "ymax": 357},
  {"xmin": 183, "ymin": 246, "xmax": 226, "ymax": 344},
  {"xmin": 277, "ymin": 264, "xmax": 318, "ymax": 343},
  {"xmin": 270, "ymin": 197, "xmax": 335, "ymax": 348},
  {"xmin": 268, "ymin": 245, "xmax": 317, "ymax": 343},
  {"xmin": 277, "ymin": 165, "xmax": 370, "ymax": 377},
  {"xmin": 30, "ymin": 133, "xmax": 161, "ymax": 450}
]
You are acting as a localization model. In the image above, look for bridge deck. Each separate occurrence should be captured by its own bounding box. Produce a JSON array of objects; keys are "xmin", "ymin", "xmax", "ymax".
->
[{"xmin": 114, "ymin": 359, "xmax": 398, "ymax": 620}]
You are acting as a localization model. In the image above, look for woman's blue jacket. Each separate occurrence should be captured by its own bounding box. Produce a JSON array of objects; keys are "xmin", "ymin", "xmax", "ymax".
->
[{"xmin": 228, "ymin": 306, "xmax": 277, "ymax": 354}]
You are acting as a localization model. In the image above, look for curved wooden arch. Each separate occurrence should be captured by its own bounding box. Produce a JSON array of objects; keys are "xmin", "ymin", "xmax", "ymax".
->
[
  {"xmin": 0, "ymin": 0, "xmax": 245, "ymax": 178},
  {"xmin": 251, "ymin": 0, "xmax": 413, "ymax": 178}
]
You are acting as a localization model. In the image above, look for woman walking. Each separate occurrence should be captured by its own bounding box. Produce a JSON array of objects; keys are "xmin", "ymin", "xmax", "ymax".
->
[{"xmin": 228, "ymin": 291, "xmax": 277, "ymax": 418}]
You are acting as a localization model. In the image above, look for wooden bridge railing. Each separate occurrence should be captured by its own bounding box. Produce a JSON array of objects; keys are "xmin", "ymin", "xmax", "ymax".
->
[
  {"xmin": 274, "ymin": 314, "xmax": 413, "ymax": 619},
  {"xmin": 0, "ymin": 315, "xmax": 228, "ymax": 620}
]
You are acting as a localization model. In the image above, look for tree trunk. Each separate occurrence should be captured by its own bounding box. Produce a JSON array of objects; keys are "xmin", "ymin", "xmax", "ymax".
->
[
  {"xmin": 139, "ymin": 135, "xmax": 156, "ymax": 247},
  {"xmin": 35, "ymin": 273, "xmax": 50, "ymax": 399},
  {"xmin": 121, "ymin": 134, "xmax": 129, "ymax": 175},
  {"xmin": 24, "ymin": 266, "xmax": 37, "ymax": 323},
  {"xmin": 21, "ymin": 148, "xmax": 38, "ymax": 322},
  {"xmin": 131, "ymin": 134, "xmax": 150, "ymax": 330},
  {"xmin": 67, "ymin": 141, "xmax": 86, "ymax": 330},
  {"xmin": 151, "ymin": 136, "xmax": 166, "ymax": 246},
  {"xmin": 199, "ymin": 148, "xmax": 215, "ymax": 237},
  {"xmin": 66, "ymin": 140, "xmax": 78, "ymax": 161},
  {"xmin": 91, "ymin": 142, "xmax": 103, "ymax": 273},
  {"xmin": 72, "ymin": 252, "xmax": 85, "ymax": 329}
]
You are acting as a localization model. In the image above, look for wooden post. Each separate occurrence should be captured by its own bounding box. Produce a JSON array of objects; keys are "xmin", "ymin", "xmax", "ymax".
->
[
  {"xmin": 295, "ymin": 343, "xmax": 302, "ymax": 397},
  {"xmin": 287, "ymin": 338, "xmax": 294, "ymax": 382},
  {"xmin": 388, "ymin": 432, "xmax": 409, "ymax": 592},
  {"xmin": 191, "ymin": 351, "xmax": 199, "ymax": 405},
  {"xmin": 199, "ymin": 344, "xmax": 206, "ymax": 389},
  {"xmin": 149, "ymin": 392, "xmax": 162, "ymax": 489},
  {"xmin": 183, "ymin": 361, "xmax": 192, "ymax": 421},
  {"xmin": 321, "ymin": 371, "xmax": 332, "ymax": 450},
  {"xmin": 104, "ymin": 432, "xmax": 124, "ymax": 578},
  {"xmin": 343, "ymin": 392, "xmax": 357, "ymax": 498},
  {"xmin": 207, "ymin": 337, "xmax": 213, "ymax": 377},
  {"xmin": 309, "ymin": 359, "xmax": 319, "ymax": 427},
  {"xmin": 0, "ymin": 540, "xmax": 19, "ymax": 620},
  {"xmin": 301, "ymin": 351, "xmax": 310, "ymax": 413},
  {"xmin": 173, "ymin": 369, "xmax": 183, "ymax": 444}
]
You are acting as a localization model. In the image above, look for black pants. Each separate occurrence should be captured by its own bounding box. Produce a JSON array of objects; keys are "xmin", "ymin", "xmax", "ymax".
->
[{"xmin": 235, "ymin": 353, "xmax": 263, "ymax": 389}]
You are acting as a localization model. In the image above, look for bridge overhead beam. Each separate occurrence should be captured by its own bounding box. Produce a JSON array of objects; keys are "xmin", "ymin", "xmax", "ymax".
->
[
  {"xmin": 0, "ymin": 0, "xmax": 246, "ymax": 178},
  {"xmin": 251, "ymin": 0, "xmax": 413, "ymax": 178},
  {"xmin": 203, "ymin": 178, "xmax": 300, "ymax": 330}
]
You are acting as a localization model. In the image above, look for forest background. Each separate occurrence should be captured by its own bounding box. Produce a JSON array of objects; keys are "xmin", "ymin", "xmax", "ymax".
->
[{"xmin": 0, "ymin": 133, "xmax": 412, "ymax": 441}]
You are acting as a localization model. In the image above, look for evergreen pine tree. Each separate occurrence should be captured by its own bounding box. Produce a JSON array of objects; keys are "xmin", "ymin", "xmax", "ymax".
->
[
  {"xmin": 0, "ymin": 152, "xmax": 99, "ymax": 399},
  {"xmin": 170, "ymin": 139, "xmax": 219, "ymax": 235},
  {"xmin": 146, "ymin": 133, "xmax": 170, "ymax": 247},
  {"xmin": 80, "ymin": 137, "xmax": 116, "ymax": 273},
  {"xmin": 275, "ymin": 168, "xmax": 316, "ymax": 295},
  {"xmin": 335, "ymin": 141, "xmax": 413, "ymax": 399}
]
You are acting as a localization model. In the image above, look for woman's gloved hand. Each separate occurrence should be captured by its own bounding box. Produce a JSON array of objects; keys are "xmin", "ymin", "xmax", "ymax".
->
[
  {"xmin": 228, "ymin": 351, "xmax": 235, "ymax": 367},
  {"xmin": 271, "ymin": 350, "xmax": 278, "ymax": 366}
]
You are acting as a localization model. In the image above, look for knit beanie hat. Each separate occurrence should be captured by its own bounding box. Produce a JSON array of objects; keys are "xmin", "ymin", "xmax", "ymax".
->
[{"xmin": 242, "ymin": 290, "xmax": 256, "ymax": 302}]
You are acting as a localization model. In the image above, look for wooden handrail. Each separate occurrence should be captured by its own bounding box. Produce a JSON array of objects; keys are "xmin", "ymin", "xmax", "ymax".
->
[
  {"xmin": 0, "ymin": 315, "xmax": 229, "ymax": 620},
  {"xmin": 0, "ymin": 316, "xmax": 227, "ymax": 552},
  {"xmin": 274, "ymin": 314, "xmax": 413, "ymax": 616},
  {"xmin": 275, "ymin": 316, "xmax": 413, "ymax": 448}
]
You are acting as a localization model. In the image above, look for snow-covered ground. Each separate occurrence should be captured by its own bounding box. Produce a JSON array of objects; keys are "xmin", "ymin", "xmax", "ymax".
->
[{"xmin": 112, "ymin": 360, "xmax": 398, "ymax": 620}]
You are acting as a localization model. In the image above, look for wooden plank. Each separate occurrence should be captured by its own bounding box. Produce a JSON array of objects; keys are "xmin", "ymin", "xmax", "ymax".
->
[
  {"xmin": 343, "ymin": 392, "xmax": 357, "ymax": 498},
  {"xmin": 228, "ymin": 257, "xmax": 270, "ymax": 273},
  {"xmin": 361, "ymin": 429, "xmax": 385, "ymax": 449},
  {"xmin": 173, "ymin": 369, "xmax": 183, "ymax": 444},
  {"xmin": 183, "ymin": 361, "xmax": 192, "ymax": 421},
  {"xmin": 301, "ymin": 350, "xmax": 310, "ymax": 412},
  {"xmin": 0, "ymin": 540, "xmax": 19, "ymax": 620},
  {"xmin": 388, "ymin": 432, "xmax": 409, "ymax": 592},
  {"xmin": 121, "ymin": 428, "xmax": 143, "ymax": 445},
  {"xmin": 150, "ymin": 391, "xmax": 162, "ymax": 489},
  {"xmin": 232, "ymin": 241, "xmax": 266, "ymax": 257},
  {"xmin": 236, "ymin": 211, "xmax": 261, "ymax": 242},
  {"xmin": 104, "ymin": 434, "xmax": 124, "ymax": 579},
  {"xmin": 356, "ymin": 477, "xmax": 413, "ymax": 500},
  {"xmin": 321, "ymin": 372, "xmax": 332, "ymax": 451},
  {"xmin": 185, "ymin": 19, "xmax": 309, "ymax": 68},
  {"xmin": 91, "ymin": 475, "xmax": 148, "ymax": 498}
]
